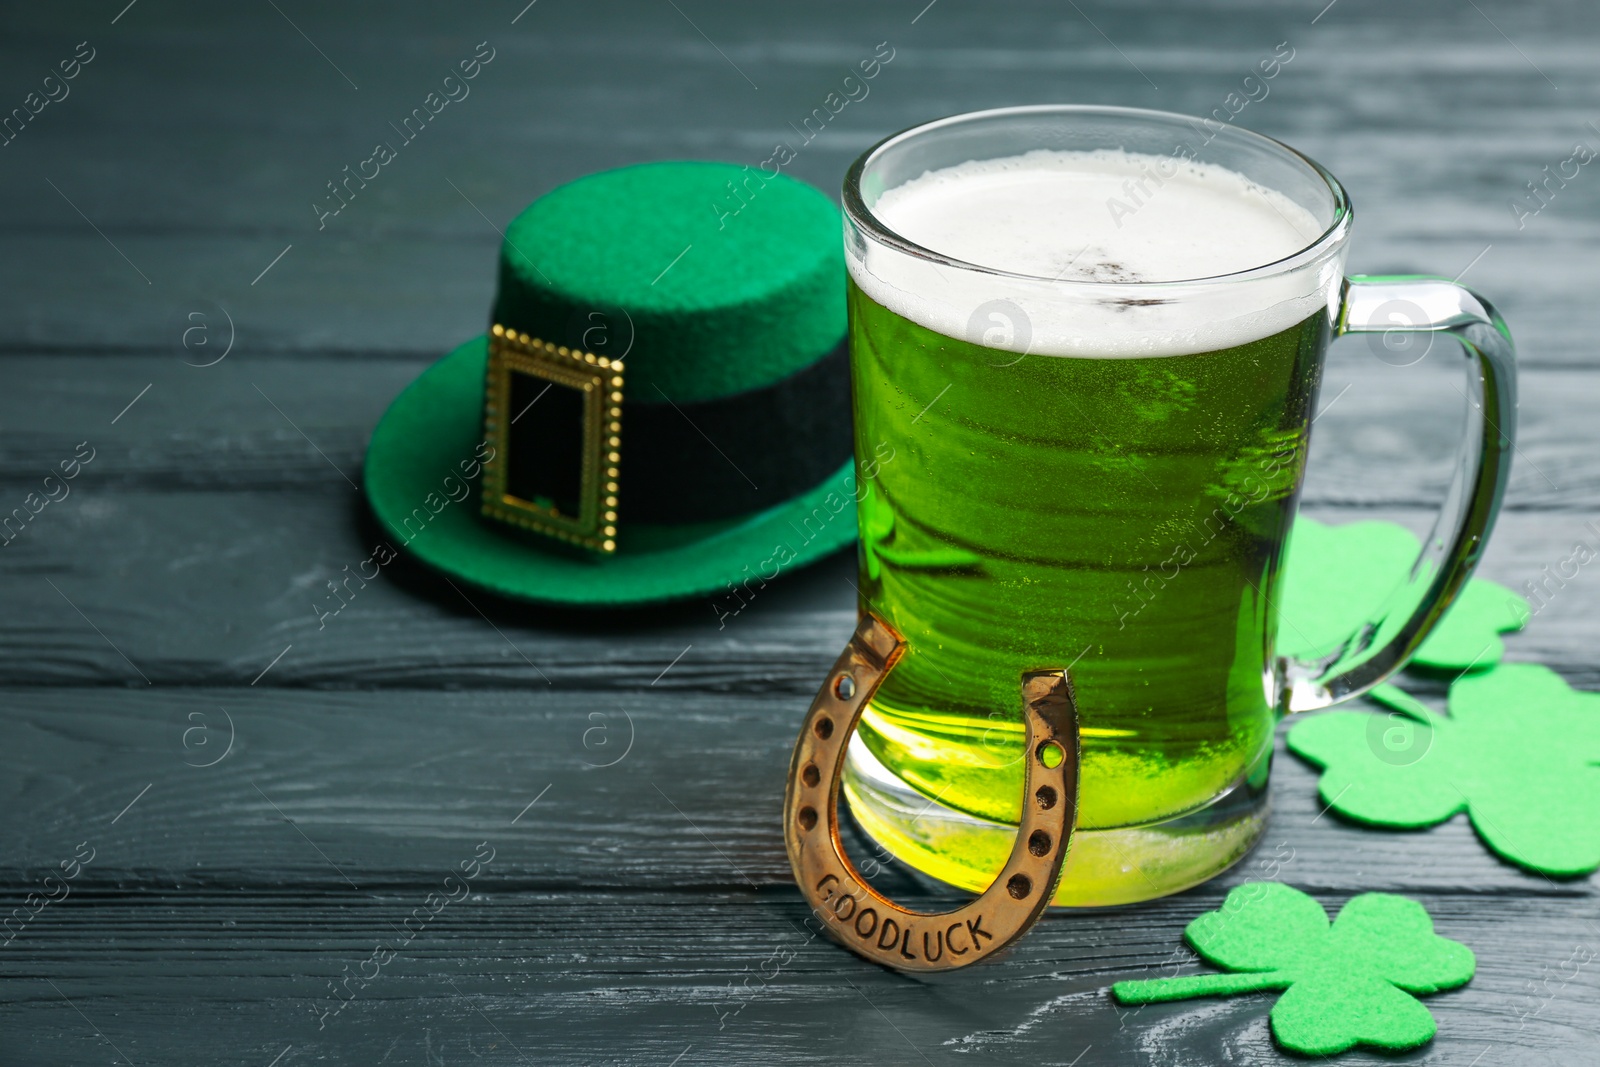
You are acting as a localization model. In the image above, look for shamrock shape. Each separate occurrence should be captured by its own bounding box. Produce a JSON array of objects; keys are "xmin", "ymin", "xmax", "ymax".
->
[
  {"xmin": 1278, "ymin": 516, "xmax": 1527, "ymax": 672},
  {"xmin": 1112, "ymin": 882, "xmax": 1474, "ymax": 1055},
  {"xmin": 1287, "ymin": 664, "xmax": 1600, "ymax": 876}
]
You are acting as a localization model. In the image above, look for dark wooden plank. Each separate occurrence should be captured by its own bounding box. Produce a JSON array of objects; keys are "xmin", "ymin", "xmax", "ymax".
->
[
  {"xmin": 1, "ymin": 499, "xmax": 1595, "ymax": 688},
  {"xmin": 0, "ymin": 351, "xmax": 1596, "ymax": 509},
  {"xmin": 0, "ymin": 683, "xmax": 1589, "ymax": 901},
  {"xmin": 0, "ymin": 481, "xmax": 856, "ymax": 689},
  {"xmin": 0, "ymin": 889, "xmax": 1593, "ymax": 1067},
  {"xmin": 0, "ymin": 1, "xmax": 1596, "ymax": 363},
  {"xmin": 0, "ymin": 354, "xmax": 430, "ymax": 491}
]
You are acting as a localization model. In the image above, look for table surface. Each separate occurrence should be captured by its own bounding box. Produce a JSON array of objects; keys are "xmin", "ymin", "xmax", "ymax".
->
[{"xmin": 3, "ymin": 1, "xmax": 1598, "ymax": 1063}]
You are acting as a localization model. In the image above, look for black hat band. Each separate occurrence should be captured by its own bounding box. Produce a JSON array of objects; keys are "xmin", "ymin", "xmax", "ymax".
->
[{"xmin": 481, "ymin": 326, "xmax": 850, "ymax": 552}]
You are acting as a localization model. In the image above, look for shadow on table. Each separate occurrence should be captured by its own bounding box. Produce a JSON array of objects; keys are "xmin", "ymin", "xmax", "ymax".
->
[{"xmin": 352, "ymin": 492, "xmax": 858, "ymax": 635}]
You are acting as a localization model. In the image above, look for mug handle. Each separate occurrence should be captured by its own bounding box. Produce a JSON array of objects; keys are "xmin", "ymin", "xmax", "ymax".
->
[{"xmin": 1280, "ymin": 275, "xmax": 1518, "ymax": 714}]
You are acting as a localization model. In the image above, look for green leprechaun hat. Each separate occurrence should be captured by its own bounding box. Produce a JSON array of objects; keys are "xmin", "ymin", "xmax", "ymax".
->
[{"xmin": 362, "ymin": 161, "xmax": 859, "ymax": 607}]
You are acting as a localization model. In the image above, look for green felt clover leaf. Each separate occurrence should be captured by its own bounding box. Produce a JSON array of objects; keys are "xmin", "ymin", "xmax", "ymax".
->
[
  {"xmin": 1287, "ymin": 665, "xmax": 1600, "ymax": 876},
  {"xmin": 1278, "ymin": 517, "xmax": 1528, "ymax": 672},
  {"xmin": 1112, "ymin": 882, "xmax": 1474, "ymax": 1055}
]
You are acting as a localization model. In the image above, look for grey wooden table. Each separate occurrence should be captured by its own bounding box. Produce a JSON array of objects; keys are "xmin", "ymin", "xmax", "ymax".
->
[{"xmin": 2, "ymin": 1, "xmax": 1597, "ymax": 1063}]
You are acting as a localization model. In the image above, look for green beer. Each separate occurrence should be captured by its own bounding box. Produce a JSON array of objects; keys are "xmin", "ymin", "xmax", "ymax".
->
[
  {"xmin": 840, "ymin": 133, "xmax": 1340, "ymax": 905},
  {"xmin": 823, "ymin": 105, "xmax": 1515, "ymax": 916},
  {"xmin": 847, "ymin": 281, "xmax": 1325, "ymax": 901}
]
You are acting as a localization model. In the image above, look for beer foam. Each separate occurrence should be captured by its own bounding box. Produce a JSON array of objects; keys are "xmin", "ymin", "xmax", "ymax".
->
[{"xmin": 851, "ymin": 149, "xmax": 1339, "ymax": 357}]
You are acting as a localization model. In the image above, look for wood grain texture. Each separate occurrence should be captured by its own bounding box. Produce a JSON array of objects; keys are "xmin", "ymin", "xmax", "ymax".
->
[
  {"xmin": 0, "ymin": 1, "xmax": 1596, "ymax": 364},
  {"xmin": 2, "ymin": 891, "xmax": 1595, "ymax": 1067},
  {"xmin": 2, "ymin": 0, "xmax": 1598, "ymax": 1063},
  {"xmin": 2, "ymin": 353, "xmax": 1597, "ymax": 507},
  {"xmin": 4, "ymin": 500, "xmax": 1599, "ymax": 689},
  {"xmin": 2, "ymin": 684, "xmax": 1588, "ymax": 898}
]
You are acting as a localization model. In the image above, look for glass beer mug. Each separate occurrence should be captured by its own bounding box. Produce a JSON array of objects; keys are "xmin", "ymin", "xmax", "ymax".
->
[{"xmin": 784, "ymin": 105, "xmax": 1515, "ymax": 966}]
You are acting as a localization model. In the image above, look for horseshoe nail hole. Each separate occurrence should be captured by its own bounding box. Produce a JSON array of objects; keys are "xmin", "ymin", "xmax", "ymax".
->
[
  {"xmin": 833, "ymin": 674, "xmax": 856, "ymax": 700},
  {"xmin": 1028, "ymin": 829, "xmax": 1052, "ymax": 857},
  {"xmin": 801, "ymin": 763, "xmax": 820, "ymax": 788},
  {"xmin": 1035, "ymin": 785, "xmax": 1058, "ymax": 810},
  {"xmin": 798, "ymin": 806, "xmax": 817, "ymax": 832},
  {"xmin": 1006, "ymin": 873, "xmax": 1032, "ymax": 899},
  {"xmin": 813, "ymin": 717, "xmax": 834, "ymax": 740},
  {"xmin": 1036, "ymin": 740, "xmax": 1065, "ymax": 769}
]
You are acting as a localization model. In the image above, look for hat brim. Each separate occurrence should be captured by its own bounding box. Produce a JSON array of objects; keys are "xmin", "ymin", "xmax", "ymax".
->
[{"xmin": 363, "ymin": 336, "xmax": 858, "ymax": 607}]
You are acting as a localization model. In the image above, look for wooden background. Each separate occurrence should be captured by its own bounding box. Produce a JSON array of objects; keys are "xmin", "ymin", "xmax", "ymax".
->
[{"xmin": 2, "ymin": 0, "xmax": 1597, "ymax": 1063}]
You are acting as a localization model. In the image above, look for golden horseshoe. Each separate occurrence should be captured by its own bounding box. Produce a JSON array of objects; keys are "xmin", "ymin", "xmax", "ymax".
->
[{"xmin": 783, "ymin": 611, "xmax": 1080, "ymax": 971}]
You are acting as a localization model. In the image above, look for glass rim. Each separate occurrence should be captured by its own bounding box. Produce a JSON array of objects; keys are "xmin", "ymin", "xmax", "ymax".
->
[{"xmin": 842, "ymin": 104, "xmax": 1353, "ymax": 290}]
